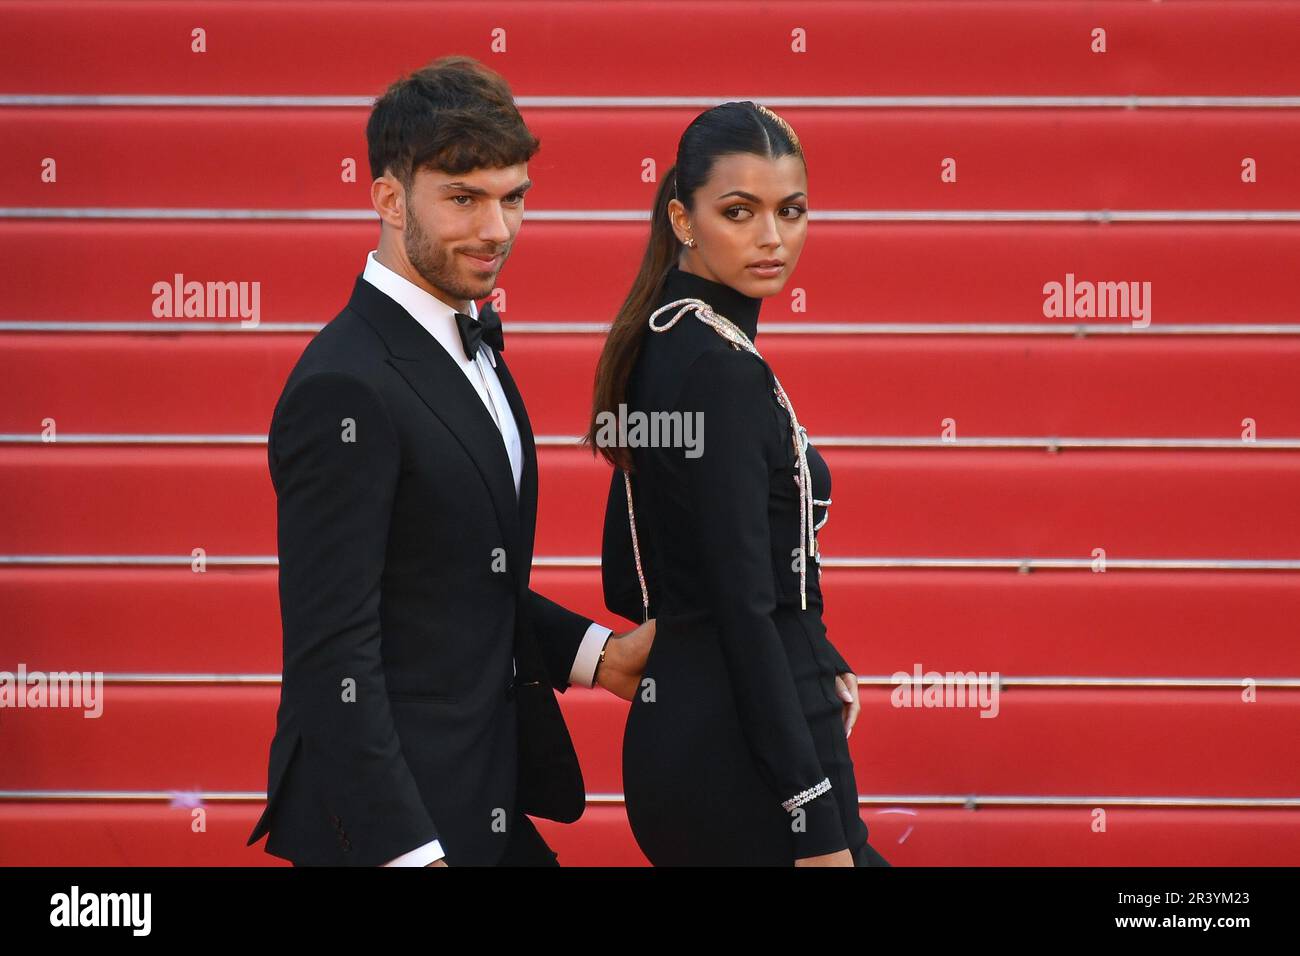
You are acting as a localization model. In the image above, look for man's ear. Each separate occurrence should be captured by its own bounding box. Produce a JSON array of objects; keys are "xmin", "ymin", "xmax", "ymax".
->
[{"xmin": 371, "ymin": 174, "xmax": 404, "ymax": 228}]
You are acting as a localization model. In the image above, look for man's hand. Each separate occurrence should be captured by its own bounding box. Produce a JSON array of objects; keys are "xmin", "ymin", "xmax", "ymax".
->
[
  {"xmin": 835, "ymin": 671, "xmax": 859, "ymax": 739},
  {"xmin": 425, "ymin": 859, "xmax": 448, "ymax": 867},
  {"xmin": 795, "ymin": 849, "xmax": 854, "ymax": 867},
  {"xmin": 594, "ymin": 618, "xmax": 656, "ymax": 701}
]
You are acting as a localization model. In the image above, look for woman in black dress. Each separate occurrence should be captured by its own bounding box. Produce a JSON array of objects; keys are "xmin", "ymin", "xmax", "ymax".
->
[{"xmin": 585, "ymin": 102, "xmax": 889, "ymax": 866}]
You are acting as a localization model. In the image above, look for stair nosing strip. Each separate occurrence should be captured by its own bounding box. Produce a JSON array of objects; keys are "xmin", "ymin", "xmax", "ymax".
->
[
  {"xmin": 7, "ymin": 321, "xmax": 1300, "ymax": 336},
  {"xmin": 5, "ymin": 433, "xmax": 1300, "ymax": 450},
  {"xmin": 4, "ymin": 672, "xmax": 1294, "ymax": 688},
  {"xmin": 4, "ymin": 556, "xmax": 1299, "ymax": 571},
  {"xmin": 0, "ymin": 789, "xmax": 1296, "ymax": 808},
  {"xmin": 7, "ymin": 207, "xmax": 1300, "ymax": 224},
  {"xmin": 6, "ymin": 94, "xmax": 1300, "ymax": 109}
]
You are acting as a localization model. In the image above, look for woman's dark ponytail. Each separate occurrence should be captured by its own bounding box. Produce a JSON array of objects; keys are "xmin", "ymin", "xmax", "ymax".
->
[{"xmin": 583, "ymin": 165, "xmax": 683, "ymax": 470}]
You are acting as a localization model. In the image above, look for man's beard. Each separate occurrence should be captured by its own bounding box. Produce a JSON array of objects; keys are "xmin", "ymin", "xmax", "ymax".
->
[{"xmin": 405, "ymin": 212, "xmax": 503, "ymax": 304}]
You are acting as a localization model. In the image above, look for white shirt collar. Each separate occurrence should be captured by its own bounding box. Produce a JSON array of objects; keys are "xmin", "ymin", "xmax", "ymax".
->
[{"xmin": 361, "ymin": 249, "xmax": 480, "ymax": 364}]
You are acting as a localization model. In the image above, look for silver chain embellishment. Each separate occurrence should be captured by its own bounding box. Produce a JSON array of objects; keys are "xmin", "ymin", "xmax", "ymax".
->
[
  {"xmin": 629, "ymin": 296, "xmax": 819, "ymax": 611},
  {"xmin": 622, "ymin": 470, "xmax": 650, "ymax": 622}
]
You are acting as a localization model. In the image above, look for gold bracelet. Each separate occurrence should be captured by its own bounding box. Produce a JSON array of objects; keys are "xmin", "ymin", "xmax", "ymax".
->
[{"xmin": 593, "ymin": 637, "xmax": 610, "ymax": 684}]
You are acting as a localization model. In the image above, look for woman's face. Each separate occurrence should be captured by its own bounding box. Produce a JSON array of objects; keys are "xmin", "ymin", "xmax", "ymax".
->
[{"xmin": 668, "ymin": 152, "xmax": 809, "ymax": 299}]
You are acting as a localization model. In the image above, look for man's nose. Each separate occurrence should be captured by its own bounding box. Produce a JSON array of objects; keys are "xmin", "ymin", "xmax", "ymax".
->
[{"xmin": 479, "ymin": 201, "xmax": 513, "ymax": 244}]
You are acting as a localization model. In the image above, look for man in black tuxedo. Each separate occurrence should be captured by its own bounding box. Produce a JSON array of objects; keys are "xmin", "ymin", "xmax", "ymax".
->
[{"xmin": 246, "ymin": 56, "xmax": 654, "ymax": 867}]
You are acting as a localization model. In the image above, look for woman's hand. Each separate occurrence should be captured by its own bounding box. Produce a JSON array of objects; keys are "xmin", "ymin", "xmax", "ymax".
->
[
  {"xmin": 595, "ymin": 618, "xmax": 657, "ymax": 701},
  {"xmin": 795, "ymin": 848, "xmax": 855, "ymax": 867},
  {"xmin": 835, "ymin": 671, "xmax": 860, "ymax": 739}
]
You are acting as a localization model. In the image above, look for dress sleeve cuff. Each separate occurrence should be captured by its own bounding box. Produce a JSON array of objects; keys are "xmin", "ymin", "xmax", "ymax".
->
[
  {"xmin": 790, "ymin": 786, "xmax": 849, "ymax": 860},
  {"xmin": 569, "ymin": 622, "xmax": 613, "ymax": 688}
]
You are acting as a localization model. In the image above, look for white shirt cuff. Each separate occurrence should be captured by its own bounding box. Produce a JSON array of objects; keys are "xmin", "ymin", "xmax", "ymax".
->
[
  {"xmin": 569, "ymin": 622, "xmax": 613, "ymax": 688},
  {"xmin": 383, "ymin": 839, "xmax": 445, "ymax": 867}
]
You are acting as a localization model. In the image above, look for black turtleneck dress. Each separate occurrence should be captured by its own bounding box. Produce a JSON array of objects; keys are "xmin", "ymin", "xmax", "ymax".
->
[{"xmin": 601, "ymin": 265, "xmax": 890, "ymax": 866}]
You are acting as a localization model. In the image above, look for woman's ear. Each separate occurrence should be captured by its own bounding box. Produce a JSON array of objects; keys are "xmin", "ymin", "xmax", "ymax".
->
[{"xmin": 666, "ymin": 198, "xmax": 691, "ymax": 244}]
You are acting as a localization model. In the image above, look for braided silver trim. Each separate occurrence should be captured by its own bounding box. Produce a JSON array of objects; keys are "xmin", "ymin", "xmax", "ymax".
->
[
  {"xmin": 812, "ymin": 496, "xmax": 831, "ymax": 532},
  {"xmin": 647, "ymin": 296, "xmax": 819, "ymax": 610},
  {"xmin": 782, "ymin": 776, "xmax": 832, "ymax": 812},
  {"xmin": 622, "ymin": 470, "xmax": 650, "ymax": 623}
]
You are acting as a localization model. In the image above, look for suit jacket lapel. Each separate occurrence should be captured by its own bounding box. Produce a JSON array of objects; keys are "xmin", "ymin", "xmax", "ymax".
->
[
  {"xmin": 489, "ymin": 347, "xmax": 556, "ymax": 688},
  {"xmin": 489, "ymin": 346, "xmax": 538, "ymax": 590},
  {"xmin": 347, "ymin": 276, "xmax": 524, "ymax": 582}
]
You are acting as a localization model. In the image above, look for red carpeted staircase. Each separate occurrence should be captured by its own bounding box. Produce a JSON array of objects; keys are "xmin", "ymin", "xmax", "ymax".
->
[{"xmin": 2, "ymin": 0, "xmax": 1299, "ymax": 866}]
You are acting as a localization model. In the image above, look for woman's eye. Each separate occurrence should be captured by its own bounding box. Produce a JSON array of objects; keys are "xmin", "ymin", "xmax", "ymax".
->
[{"xmin": 724, "ymin": 205, "xmax": 807, "ymax": 220}]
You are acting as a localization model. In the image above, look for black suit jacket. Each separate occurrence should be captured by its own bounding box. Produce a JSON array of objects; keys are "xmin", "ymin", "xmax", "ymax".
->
[{"xmin": 246, "ymin": 275, "xmax": 594, "ymax": 866}]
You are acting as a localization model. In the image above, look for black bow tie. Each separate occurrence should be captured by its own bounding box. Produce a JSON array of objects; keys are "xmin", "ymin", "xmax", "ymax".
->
[{"xmin": 453, "ymin": 302, "xmax": 505, "ymax": 360}]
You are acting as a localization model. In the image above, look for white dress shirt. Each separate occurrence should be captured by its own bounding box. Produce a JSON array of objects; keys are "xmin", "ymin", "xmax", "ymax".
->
[{"xmin": 361, "ymin": 250, "xmax": 612, "ymax": 866}]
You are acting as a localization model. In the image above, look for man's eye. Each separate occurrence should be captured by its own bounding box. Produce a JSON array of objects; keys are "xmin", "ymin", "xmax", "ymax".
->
[{"xmin": 452, "ymin": 195, "xmax": 523, "ymax": 205}]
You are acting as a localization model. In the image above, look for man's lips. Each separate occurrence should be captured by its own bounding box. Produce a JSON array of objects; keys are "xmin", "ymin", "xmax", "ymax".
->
[{"xmin": 461, "ymin": 251, "xmax": 502, "ymax": 273}]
